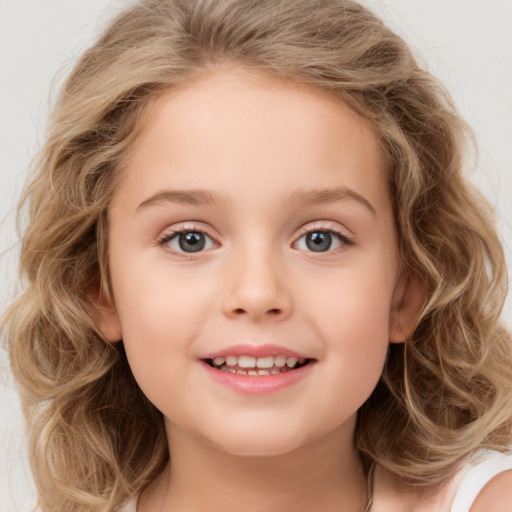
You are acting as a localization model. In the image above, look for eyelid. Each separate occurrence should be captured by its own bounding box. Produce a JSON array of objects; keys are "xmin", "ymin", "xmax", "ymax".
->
[
  {"xmin": 157, "ymin": 222, "xmax": 220, "ymax": 256},
  {"xmin": 293, "ymin": 222, "xmax": 354, "ymax": 251}
]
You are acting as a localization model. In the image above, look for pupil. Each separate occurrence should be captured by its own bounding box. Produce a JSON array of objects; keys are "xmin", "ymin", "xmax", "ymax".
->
[
  {"xmin": 179, "ymin": 232, "xmax": 205, "ymax": 252},
  {"xmin": 306, "ymin": 231, "xmax": 331, "ymax": 252}
]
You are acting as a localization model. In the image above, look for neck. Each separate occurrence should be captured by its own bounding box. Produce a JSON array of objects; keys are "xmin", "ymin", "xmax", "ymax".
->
[{"xmin": 140, "ymin": 422, "xmax": 368, "ymax": 512}]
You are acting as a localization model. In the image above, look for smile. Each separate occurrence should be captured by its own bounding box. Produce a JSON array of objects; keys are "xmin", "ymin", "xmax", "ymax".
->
[
  {"xmin": 205, "ymin": 355, "xmax": 311, "ymax": 375},
  {"xmin": 200, "ymin": 345, "xmax": 316, "ymax": 394}
]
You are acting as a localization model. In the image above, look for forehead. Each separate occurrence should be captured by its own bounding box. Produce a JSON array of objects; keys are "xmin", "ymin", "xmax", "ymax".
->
[{"xmin": 115, "ymin": 67, "xmax": 388, "ymax": 212}]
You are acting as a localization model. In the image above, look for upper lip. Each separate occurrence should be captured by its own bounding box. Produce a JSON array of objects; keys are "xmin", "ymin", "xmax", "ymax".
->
[{"xmin": 200, "ymin": 343, "xmax": 313, "ymax": 360}]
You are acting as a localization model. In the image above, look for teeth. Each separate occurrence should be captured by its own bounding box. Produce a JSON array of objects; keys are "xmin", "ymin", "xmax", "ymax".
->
[
  {"xmin": 231, "ymin": 369, "xmax": 274, "ymax": 376},
  {"xmin": 274, "ymin": 356, "xmax": 286, "ymax": 367},
  {"xmin": 225, "ymin": 355, "xmax": 237, "ymax": 366},
  {"xmin": 286, "ymin": 357, "xmax": 298, "ymax": 368},
  {"xmin": 256, "ymin": 356, "xmax": 274, "ymax": 368},
  {"xmin": 211, "ymin": 354, "xmax": 308, "ymax": 372},
  {"xmin": 238, "ymin": 356, "xmax": 256, "ymax": 368}
]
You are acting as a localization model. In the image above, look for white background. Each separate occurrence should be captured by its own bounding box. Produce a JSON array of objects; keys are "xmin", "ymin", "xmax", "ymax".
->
[{"xmin": 1, "ymin": 1, "xmax": 511, "ymax": 510}]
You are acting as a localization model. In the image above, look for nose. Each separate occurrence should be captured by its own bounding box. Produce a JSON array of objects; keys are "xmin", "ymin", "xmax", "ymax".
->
[{"xmin": 221, "ymin": 249, "xmax": 292, "ymax": 321}]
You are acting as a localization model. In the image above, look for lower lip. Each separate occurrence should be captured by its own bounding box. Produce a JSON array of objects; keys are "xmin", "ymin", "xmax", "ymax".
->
[{"xmin": 200, "ymin": 361, "xmax": 314, "ymax": 395}]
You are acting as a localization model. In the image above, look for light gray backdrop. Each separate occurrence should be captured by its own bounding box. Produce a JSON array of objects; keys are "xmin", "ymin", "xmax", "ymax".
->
[{"xmin": 1, "ymin": 1, "xmax": 511, "ymax": 510}]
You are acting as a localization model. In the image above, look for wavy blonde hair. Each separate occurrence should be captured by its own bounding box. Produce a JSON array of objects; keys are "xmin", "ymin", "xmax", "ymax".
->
[{"xmin": 3, "ymin": 0, "xmax": 512, "ymax": 510}]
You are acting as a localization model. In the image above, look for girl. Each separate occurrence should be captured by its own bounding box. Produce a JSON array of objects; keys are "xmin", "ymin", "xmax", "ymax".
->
[{"xmin": 3, "ymin": 0, "xmax": 512, "ymax": 511}]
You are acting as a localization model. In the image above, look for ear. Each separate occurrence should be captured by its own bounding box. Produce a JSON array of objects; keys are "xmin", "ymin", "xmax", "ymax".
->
[
  {"xmin": 89, "ymin": 283, "xmax": 123, "ymax": 343},
  {"xmin": 389, "ymin": 268, "xmax": 426, "ymax": 343}
]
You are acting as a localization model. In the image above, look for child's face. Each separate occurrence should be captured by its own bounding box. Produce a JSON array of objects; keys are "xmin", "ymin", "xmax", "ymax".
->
[{"xmin": 104, "ymin": 67, "xmax": 416, "ymax": 457}]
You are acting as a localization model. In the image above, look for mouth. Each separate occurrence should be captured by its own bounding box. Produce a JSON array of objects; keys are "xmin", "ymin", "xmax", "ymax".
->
[
  {"xmin": 199, "ymin": 344, "xmax": 316, "ymax": 394},
  {"xmin": 202, "ymin": 355, "xmax": 314, "ymax": 376}
]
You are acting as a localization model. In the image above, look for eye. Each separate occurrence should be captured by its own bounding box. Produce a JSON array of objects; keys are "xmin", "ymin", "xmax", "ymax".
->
[
  {"xmin": 159, "ymin": 230, "xmax": 216, "ymax": 253},
  {"xmin": 294, "ymin": 229, "xmax": 350, "ymax": 253}
]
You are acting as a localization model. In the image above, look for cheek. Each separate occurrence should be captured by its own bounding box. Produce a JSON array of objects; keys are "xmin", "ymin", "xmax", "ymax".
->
[
  {"xmin": 109, "ymin": 259, "xmax": 213, "ymax": 388},
  {"xmin": 114, "ymin": 283, "xmax": 205, "ymax": 416},
  {"xmin": 113, "ymin": 254, "xmax": 214, "ymax": 335},
  {"xmin": 304, "ymin": 255, "xmax": 395, "ymax": 335},
  {"xmin": 111, "ymin": 254, "xmax": 229, "ymax": 369},
  {"xmin": 301, "ymin": 259, "xmax": 395, "ymax": 389},
  {"xmin": 311, "ymin": 303, "xmax": 389, "ymax": 422}
]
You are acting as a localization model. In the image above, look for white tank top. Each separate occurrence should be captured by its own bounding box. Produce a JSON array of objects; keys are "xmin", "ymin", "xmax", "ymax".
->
[
  {"xmin": 119, "ymin": 450, "xmax": 512, "ymax": 512},
  {"xmin": 450, "ymin": 450, "xmax": 512, "ymax": 512}
]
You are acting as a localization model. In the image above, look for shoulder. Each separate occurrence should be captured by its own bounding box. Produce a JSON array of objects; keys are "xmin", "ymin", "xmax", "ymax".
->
[
  {"xmin": 468, "ymin": 469, "xmax": 512, "ymax": 512},
  {"xmin": 451, "ymin": 450, "xmax": 512, "ymax": 512}
]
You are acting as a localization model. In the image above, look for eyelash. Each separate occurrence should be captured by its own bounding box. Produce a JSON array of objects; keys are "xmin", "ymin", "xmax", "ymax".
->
[
  {"xmin": 156, "ymin": 223, "xmax": 353, "ymax": 256},
  {"xmin": 295, "ymin": 224, "xmax": 353, "ymax": 253},
  {"xmin": 157, "ymin": 224, "xmax": 219, "ymax": 257}
]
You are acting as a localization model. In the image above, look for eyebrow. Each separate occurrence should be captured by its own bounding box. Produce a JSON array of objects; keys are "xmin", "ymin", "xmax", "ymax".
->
[
  {"xmin": 288, "ymin": 187, "xmax": 377, "ymax": 216},
  {"xmin": 136, "ymin": 185, "xmax": 376, "ymax": 216},
  {"xmin": 137, "ymin": 188, "xmax": 230, "ymax": 210}
]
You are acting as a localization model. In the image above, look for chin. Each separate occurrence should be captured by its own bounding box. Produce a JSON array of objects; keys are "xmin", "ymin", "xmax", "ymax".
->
[
  {"xmin": 205, "ymin": 424, "xmax": 314, "ymax": 458},
  {"xmin": 217, "ymin": 440, "xmax": 305, "ymax": 458}
]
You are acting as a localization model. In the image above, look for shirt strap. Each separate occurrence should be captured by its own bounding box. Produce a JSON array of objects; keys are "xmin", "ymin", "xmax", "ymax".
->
[
  {"xmin": 450, "ymin": 451, "xmax": 512, "ymax": 512},
  {"xmin": 120, "ymin": 499, "xmax": 137, "ymax": 512}
]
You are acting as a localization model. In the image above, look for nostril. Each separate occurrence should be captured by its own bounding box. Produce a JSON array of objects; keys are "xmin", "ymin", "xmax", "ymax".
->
[{"xmin": 232, "ymin": 307, "xmax": 282, "ymax": 316}]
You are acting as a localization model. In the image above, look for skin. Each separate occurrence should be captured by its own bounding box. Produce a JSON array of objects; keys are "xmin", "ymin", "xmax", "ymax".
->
[
  {"xmin": 96, "ymin": 67, "xmax": 512, "ymax": 511},
  {"xmin": 468, "ymin": 471, "xmax": 512, "ymax": 511}
]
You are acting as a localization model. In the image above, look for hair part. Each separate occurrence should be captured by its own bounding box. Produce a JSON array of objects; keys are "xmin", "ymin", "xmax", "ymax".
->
[{"xmin": 3, "ymin": 0, "xmax": 511, "ymax": 510}]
